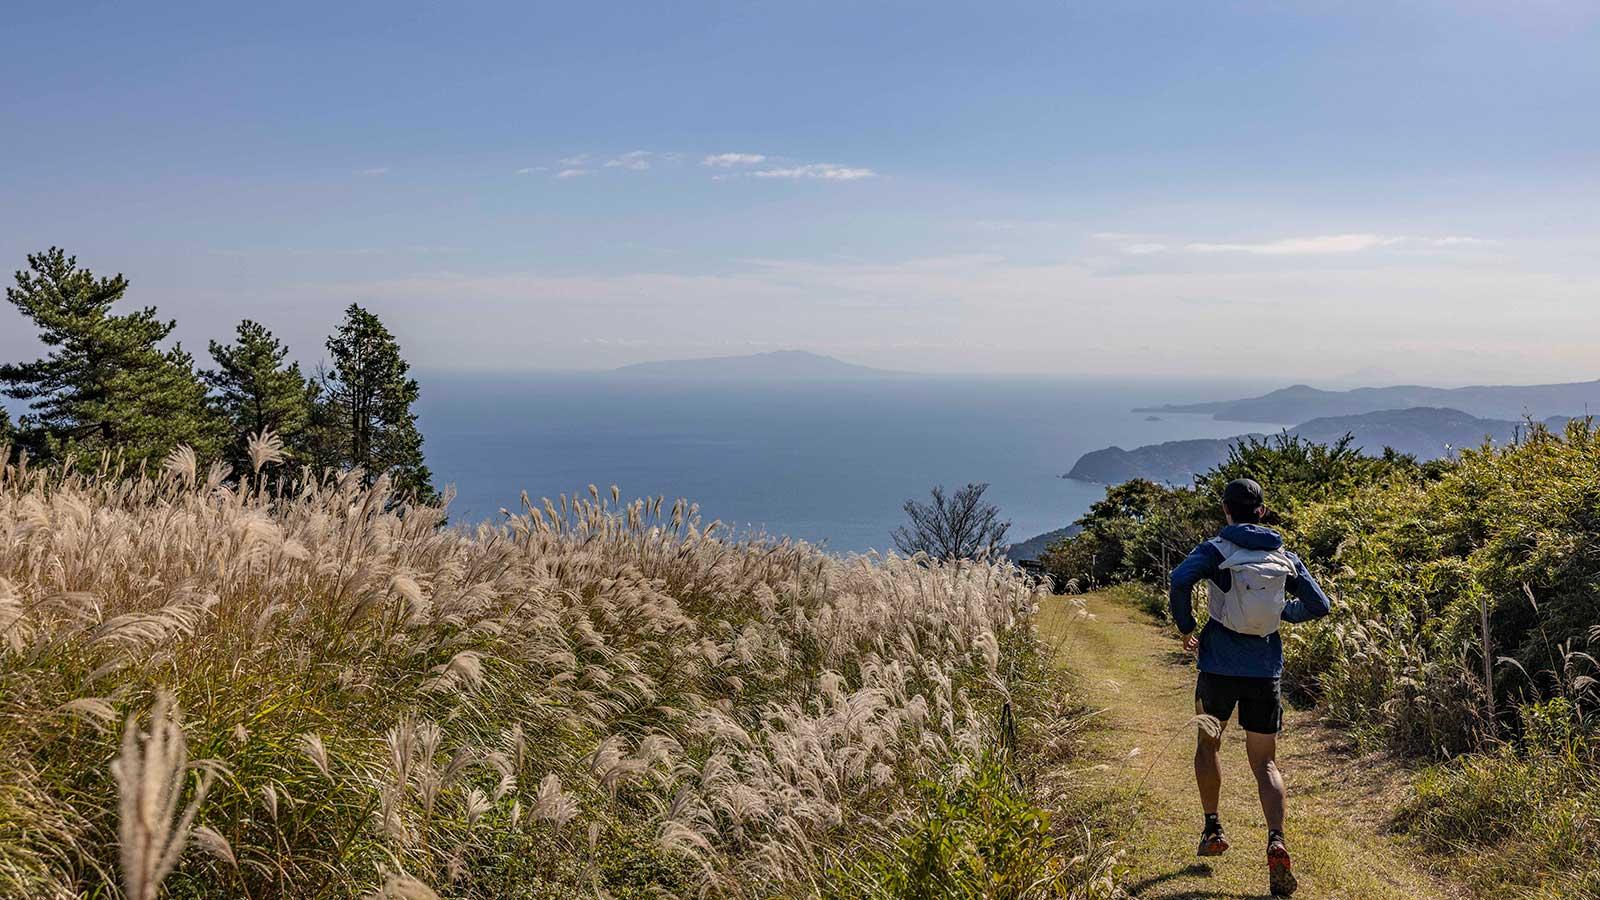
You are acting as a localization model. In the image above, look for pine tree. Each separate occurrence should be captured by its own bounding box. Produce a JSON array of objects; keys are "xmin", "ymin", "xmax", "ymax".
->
[
  {"xmin": 0, "ymin": 248, "xmax": 221, "ymax": 466},
  {"xmin": 314, "ymin": 304, "xmax": 435, "ymax": 502},
  {"xmin": 204, "ymin": 320, "xmax": 315, "ymax": 474}
]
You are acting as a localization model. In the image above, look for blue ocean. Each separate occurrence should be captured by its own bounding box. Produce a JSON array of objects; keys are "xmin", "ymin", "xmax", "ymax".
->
[{"xmin": 416, "ymin": 373, "xmax": 1259, "ymax": 552}]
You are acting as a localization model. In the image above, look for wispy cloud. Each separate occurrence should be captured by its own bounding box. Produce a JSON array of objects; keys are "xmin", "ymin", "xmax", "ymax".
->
[
  {"xmin": 750, "ymin": 163, "xmax": 876, "ymax": 181},
  {"xmin": 537, "ymin": 150, "xmax": 874, "ymax": 182},
  {"xmin": 1186, "ymin": 233, "xmax": 1404, "ymax": 255},
  {"xmin": 358, "ymin": 167, "xmax": 391, "ymax": 177},
  {"xmin": 604, "ymin": 150, "xmax": 654, "ymax": 171},
  {"xmin": 702, "ymin": 152, "xmax": 767, "ymax": 167},
  {"xmin": 515, "ymin": 166, "xmax": 547, "ymax": 175},
  {"xmin": 1092, "ymin": 231, "xmax": 1497, "ymax": 257}
]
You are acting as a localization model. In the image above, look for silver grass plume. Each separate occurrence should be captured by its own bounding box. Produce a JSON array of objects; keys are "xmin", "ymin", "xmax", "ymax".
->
[{"xmin": 111, "ymin": 692, "xmax": 216, "ymax": 900}]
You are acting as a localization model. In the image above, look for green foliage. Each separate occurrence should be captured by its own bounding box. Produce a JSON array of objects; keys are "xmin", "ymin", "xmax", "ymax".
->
[
  {"xmin": 1, "ymin": 252, "xmax": 438, "ymax": 498},
  {"xmin": 894, "ymin": 759, "xmax": 1066, "ymax": 898},
  {"xmin": 837, "ymin": 755, "xmax": 1122, "ymax": 900},
  {"xmin": 203, "ymin": 319, "xmax": 316, "ymax": 474},
  {"xmin": 1281, "ymin": 421, "xmax": 1600, "ymax": 754},
  {"xmin": 1197, "ymin": 433, "xmax": 1424, "ymax": 533},
  {"xmin": 1040, "ymin": 479, "xmax": 1213, "ymax": 590},
  {"xmin": 1041, "ymin": 434, "xmax": 1423, "ymax": 594},
  {"xmin": 313, "ymin": 304, "xmax": 435, "ymax": 502},
  {"xmin": 0, "ymin": 248, "xmax": 223, "ymax": 466},
  {"xmin": 1065, "ymin": 422, "xmax": 1600, "ymax": 896},
  {"xmin": 1399, "ymin": 699, "xmax": 1600, "ymax": 896}
]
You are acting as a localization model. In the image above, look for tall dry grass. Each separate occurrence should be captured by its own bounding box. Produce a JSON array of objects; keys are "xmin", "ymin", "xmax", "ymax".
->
[{"xmin": 0, "ymin": 436, "xmax": 1106, "ymax": 898}]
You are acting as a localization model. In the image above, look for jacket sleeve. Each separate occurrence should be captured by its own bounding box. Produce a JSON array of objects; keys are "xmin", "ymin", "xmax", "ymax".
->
[
  {"xmin": 1281, "ymin": 553, "xmax": 1332, "ymax": 623},
  {"xmin": 1168, "ymin": 542, "xmax": 1221, "ymax": 634}
]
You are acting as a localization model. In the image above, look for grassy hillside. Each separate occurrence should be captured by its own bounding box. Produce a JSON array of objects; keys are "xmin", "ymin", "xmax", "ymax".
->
[
  {"xmin": 1041, "ymin": 425, "xmax": 1600, "ymax": 897},
  {"xmin": 0, "ymin": 440, "xmax": 1117, "ymax": 899}
]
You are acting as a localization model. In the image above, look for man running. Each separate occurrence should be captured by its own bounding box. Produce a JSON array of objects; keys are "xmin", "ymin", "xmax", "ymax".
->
[{"xmin": 1168, "ymin": 478, "xmax": 1331, "ymax": 897}]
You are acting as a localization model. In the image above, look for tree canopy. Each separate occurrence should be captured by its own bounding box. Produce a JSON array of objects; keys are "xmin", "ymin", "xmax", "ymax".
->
[
  {"xmin": 314, "ymin": 304, "xmax": 435, "ymax": 502},
  {"xmin": 204, "ymin": 319, "xmax": 315, "ymax": 474},
  {"xmin": 1, "ymin": 251, "xmax": 436, "ymax": 502},
  {"xmin": 0, "ymin": 248, "xmax": 220, "ymax": 466}
]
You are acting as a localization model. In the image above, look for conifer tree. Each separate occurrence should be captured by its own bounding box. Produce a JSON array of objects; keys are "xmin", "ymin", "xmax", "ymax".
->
[
  {"xmin": 313, "ymin": 304, "xmax": 435, "ymax": 502},
  {"xmin": 0, "ymin": 249, "xmax": 221, "ymax": 466},
  {"xmin": 204, "ymin": 320, "xmax": 315, "ymax": 474}
]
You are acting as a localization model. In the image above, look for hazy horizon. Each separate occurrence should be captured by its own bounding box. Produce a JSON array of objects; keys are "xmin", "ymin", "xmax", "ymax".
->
[
  {"xmin": 4, "ymin": 2, "xmax": 1598, "ymax": 385},
  {"xmin": 437, "ymin": 350, "xmax": 1600, "ymax": 392}
]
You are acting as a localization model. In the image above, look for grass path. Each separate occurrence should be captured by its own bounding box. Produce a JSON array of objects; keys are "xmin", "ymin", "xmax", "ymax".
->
[{"xmin": 1039, "ymin": 591, "xmax": 1468, "ymax": 900}]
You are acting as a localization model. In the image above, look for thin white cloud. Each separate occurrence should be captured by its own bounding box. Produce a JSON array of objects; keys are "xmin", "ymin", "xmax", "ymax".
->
[
  {"xmin": 1120, "ymin": 243, "xmax": 1168, "ymax": 255},
  {"xmin": 515, "ymin": 166, "xmax": 547, "ymax": 175},
  {"xmin": 702, "ymin": 152, "xmax": 767, "ymax": 167},
  {"xmin": 556, "ymin": 168, "xmax": 590, "ymax": 179},
  {"xmin": 1094, "ymin": 231, "xmax": 1498, "ymax": 257},
  {"xmin": 750, "ymin": 163, "xmax": 876, "ymax": 181},
  {"xmin": 558, "ymin": 154, "xmax": 589, "ymax": 166},
  {"xmin": 358, "ymin": 167, "xmax": 391, "ymax": 177},
  {"xmin": 1185, "ymin": 234, "xmax": 1404, "ymax": 255},
  {"xmin": 604, "ymin": 150, "xmax": 653, "ymax": 171}
]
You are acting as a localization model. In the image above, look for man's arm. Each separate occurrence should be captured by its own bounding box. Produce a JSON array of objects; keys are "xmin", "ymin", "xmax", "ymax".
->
[
  {"xmin": 1281, "ymin": 553, "xmax": 1332, "ymax": 623},
  {"xmin": 1168, "ymin": 542, "xmax": 1221, "ymax": 634}
]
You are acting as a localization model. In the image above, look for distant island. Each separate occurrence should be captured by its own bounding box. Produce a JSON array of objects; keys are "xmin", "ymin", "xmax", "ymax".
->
[
  {"xmin": 1066, "ymin": 407, "xmax": 1566, "ymax": 485},
  {"xmin": 1136, "ymin": 379, "xmax": 1600, "ymax": 424},
  {"xmin": 613, "ymin": 349, "xmax": 894, "ymax": 379}
]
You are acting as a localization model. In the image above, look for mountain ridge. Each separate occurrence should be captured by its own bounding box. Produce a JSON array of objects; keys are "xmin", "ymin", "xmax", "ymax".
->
[
  {"xmin": 1066, "ymin": 407, "xmax": 1566, "ymax": 485},
  {"xmin": 1136, "ymin": 379, "xmax": 1600, "ymax": 424}
]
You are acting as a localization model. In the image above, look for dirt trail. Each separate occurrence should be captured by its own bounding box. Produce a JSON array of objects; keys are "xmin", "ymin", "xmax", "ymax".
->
[{"xmin": 1039, "ymin": 591, "xmax": 1468, "ymax": 900}]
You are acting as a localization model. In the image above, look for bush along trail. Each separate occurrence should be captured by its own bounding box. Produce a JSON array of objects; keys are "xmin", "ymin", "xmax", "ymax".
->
[{"xmin": 1040, "ymin": 588, "xmax": 1468, "ymax": 900}]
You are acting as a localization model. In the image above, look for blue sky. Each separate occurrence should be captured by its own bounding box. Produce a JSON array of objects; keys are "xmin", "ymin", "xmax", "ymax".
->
[{"xmin": 2, "ymin": 1, "xmax": 1597, "ymax": 383}]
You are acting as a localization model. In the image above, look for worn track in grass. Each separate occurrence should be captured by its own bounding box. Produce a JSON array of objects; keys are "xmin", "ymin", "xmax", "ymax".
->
[{"xmin": 1039, "ymin": 591, "xmax": 1469, "ymax": 900}]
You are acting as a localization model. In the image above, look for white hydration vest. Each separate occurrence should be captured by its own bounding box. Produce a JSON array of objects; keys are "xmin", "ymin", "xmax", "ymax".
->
[{"xmin": 1204, "ymin": 537, "xmax": 1297, "ymax": 636}]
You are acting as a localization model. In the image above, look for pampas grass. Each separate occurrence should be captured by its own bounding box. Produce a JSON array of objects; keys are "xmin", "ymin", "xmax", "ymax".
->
[
  {"xmin": 111, "ymin": 692, "xmax": 215, "ymax": 900},
  {"xmin": 0, "ymin": 438, "xmax": 1109, "ymax": 898}
]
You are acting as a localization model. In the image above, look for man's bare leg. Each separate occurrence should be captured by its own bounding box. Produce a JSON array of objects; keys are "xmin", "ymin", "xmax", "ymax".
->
[
  {"xmin": 1194, "ymin": 699, "xmax": 1229, "ymax": 855},
  {"xmin": 1244, "ymin": 730, "xmax": 1285, "ymax": 830},
  {"xmin": 1246, "ymin": 730, "xmax": 1296, "ymax": 895},
  {"xmin": 1194, "ymin": 701, "xmax": 1224, "ymax": 815}
]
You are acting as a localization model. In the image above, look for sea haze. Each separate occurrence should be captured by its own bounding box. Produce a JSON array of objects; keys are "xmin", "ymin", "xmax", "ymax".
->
[{"xmin": 415, "ymin": 373, "xmax": 1258, "ymax": 552}]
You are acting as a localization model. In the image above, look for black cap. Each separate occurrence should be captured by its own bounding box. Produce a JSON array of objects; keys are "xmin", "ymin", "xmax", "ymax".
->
[{"xmin": 1222, "ymin": 478, "xmax": 1264, "ymax": 509}]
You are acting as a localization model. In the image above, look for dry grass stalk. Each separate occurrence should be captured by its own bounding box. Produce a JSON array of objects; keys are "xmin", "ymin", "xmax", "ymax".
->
[
  {"xmin": 0, "ymin": 444, "xmax": 1101, "ymax": 897},
  {"xmin": 111, "ymin": 692, "xmax": 215, "ymax": 900}
]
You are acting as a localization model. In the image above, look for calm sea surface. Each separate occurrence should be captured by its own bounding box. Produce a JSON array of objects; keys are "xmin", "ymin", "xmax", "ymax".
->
[{"xmin": 416, "ymin": 373, "xmax": 1258, "ymax": 552}]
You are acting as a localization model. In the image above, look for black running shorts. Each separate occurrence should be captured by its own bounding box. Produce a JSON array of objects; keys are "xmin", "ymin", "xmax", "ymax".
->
[{"xmin": 1195, "ymin": 671, "xmax": 1283, "ymax": 735}]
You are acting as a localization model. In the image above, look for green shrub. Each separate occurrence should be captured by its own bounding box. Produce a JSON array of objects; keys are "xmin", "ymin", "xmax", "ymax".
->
[
  {"xmin": 836, "ymin": 754, "xmax": 1123, "ymax": 900},
  {"xmin": 1400, "ymin": 700, "xmax": 1600, "ymax": 895}
]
